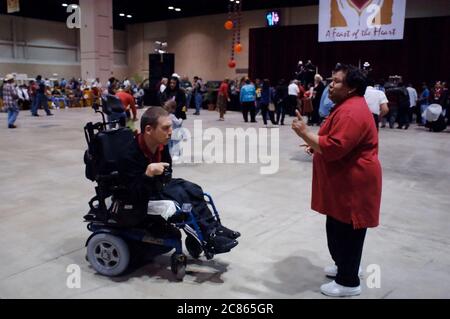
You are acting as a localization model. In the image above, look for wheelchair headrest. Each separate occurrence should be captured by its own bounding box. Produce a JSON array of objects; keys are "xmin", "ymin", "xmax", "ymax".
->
[
  {"xmin": 101, "ymin": 94, "xmax": 125, "ymax": 115},
  {"xmin": 85, "ymin": 127, "xmax": 135, "ymax": 181},
  {"xmin": 97, "ymin": 128, "xmax": 135, "ymax": 164}
]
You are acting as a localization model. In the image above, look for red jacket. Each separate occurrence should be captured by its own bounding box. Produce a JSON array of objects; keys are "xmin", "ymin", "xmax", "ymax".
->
[
  {"xmin": 218, "ymin": 82, "xmax": 229, "ymax": 99},
  {"xmin": 116, "ymin": 91, "xmax": 137, "ymax": 119},
  {"xmin": 312, "ymin": 96, "xmax": 382, "ymax": 229}
]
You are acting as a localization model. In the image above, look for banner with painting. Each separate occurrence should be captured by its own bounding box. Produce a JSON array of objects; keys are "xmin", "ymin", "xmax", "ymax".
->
[{"xmin": 318, "ymin": 0, "xmax": 406, "ymax": 42}]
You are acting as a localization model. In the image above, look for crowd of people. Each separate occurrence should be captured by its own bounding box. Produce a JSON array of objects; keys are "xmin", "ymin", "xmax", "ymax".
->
[
  {"xmin": 0, "ymin": 74, "xmax": 146, "ymax": 129},
  {"xmin": 2, "ymin": 69, "xmax": 448, "ymax": 134}
]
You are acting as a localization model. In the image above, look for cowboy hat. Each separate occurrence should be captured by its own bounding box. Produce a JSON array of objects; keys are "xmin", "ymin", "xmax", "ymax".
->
[{"xmin": 4, "ymin": 74, "xmax": 14, "ymax": 81}]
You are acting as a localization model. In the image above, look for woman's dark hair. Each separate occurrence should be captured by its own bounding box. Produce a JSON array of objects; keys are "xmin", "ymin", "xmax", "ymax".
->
[
  {"xmin": 333, "ymin": 64, "xmax": 367, "ymax": 96},
  {"xmin": 262, "ymin": 79, "xmax": 270, "ymax": 90}
]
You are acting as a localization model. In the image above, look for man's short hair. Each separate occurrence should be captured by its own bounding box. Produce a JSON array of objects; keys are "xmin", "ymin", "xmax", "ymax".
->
[
  {"xmin": 140, "ymin": 107, "xmax": 169, "ymax": 132},
  {"xmin": 333, "ymin": 64, "xmax": 367, "ymax": 96}
]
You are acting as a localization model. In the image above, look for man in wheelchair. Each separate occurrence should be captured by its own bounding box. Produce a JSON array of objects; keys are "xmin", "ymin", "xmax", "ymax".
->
[{"xmin": 85, "ymin": 106, "xmax": 240, "ymax": 258}]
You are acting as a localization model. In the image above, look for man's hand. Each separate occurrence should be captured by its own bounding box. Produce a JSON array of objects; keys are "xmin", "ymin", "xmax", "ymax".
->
[
  {"xmin": 292, "ymin": 110, "xmax": 309, "ymax": 137},
  {"xmin": 145, "ymin": 162, "xmax": 170, "ymax": 177},
  {"xmin": 300, "ymin": 144, "xmax": 314, "ymax": 156}
]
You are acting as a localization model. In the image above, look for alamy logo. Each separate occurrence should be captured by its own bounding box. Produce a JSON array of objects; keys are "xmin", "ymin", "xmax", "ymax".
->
[
  {"xmin": 66, "ymin": 264, "xmax": 81, "ymax": 289},
  {"xmin": 66, "ymin": 4, "xmax": 81, "ymax": 29},
  {"xmin": 366, "ymin": 264, "xmax": 381, "ymax": 288},
  {"xmin": 173, "ymin": 120, "xmax": 280, "ymax": 175}
]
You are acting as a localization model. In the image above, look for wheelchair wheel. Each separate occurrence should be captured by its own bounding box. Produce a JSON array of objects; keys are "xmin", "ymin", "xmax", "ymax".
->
[
  {"xmin": 185, "ymin": 235, "xmax": 202, "ymax": 259},
  {"xmin": 87, "ymin": 233, "xmax": 130, "ymax": 277},
  {"xmin": 171, "ymin": 253, "xmax": 187, "ymax": 281}
]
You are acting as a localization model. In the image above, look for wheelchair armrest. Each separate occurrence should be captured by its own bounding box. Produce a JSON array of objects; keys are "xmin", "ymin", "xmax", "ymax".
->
[{"xmin": 96, "ymin": 171, "xmax": 120, "ymax": 183}]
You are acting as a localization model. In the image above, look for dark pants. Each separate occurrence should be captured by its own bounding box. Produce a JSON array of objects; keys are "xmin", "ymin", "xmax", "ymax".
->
[
  {"xmin": 372, "ymin": 113, "xmax": 379, "ymax": 131},
  {"xmin": 397, "ymin": 107, "xmax": 410, "ymax": 128},
  {"xmin": 388, "ymin": 107, "xmax": 398, "ymax": 128},
  {"xmin": 276, "ymin": 101, "xmax": 287, "ymax": 125},
  {"xmin": 260, "ymin": 102, "xmax": 276, "ymax": 125},
  {"xmin": 242, "ymin": 101, "xmax": 256, "ymax": 122},
  {"xmin": 288, "ymin": 95, "xmax": 298, "ymax": 116},
  {"xmin": 31, "ymin": 93, "xmax": 51, "ymax": 115},
  {"xmin": 326, "ymin": 216, "xmax": 367, "ymax": 287}
]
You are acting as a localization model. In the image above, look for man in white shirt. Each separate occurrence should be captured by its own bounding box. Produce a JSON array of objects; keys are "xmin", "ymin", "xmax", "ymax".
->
[
  {"xmin": 364, "ymin": 83, "xmax": 389, "ymax": 131},
  {"xmin": 406, "ymin": 84, "xmax": 418, "ymax": 124},
  {"xmin": 288, "ymin": 80, "xmax": 300, "ymax": 116}
]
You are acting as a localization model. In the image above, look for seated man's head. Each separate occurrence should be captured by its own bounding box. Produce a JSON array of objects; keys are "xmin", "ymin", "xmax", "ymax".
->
[{"xmin": 140, "ymin": 107, "xmax": 172, "ymax": 146}]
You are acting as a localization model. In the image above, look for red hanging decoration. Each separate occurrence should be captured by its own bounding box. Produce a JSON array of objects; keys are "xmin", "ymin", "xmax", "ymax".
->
[
  {"xmin": 224, "ymin": 20, "xmax": 233, "ymax": 30},
  {"xmin": 227, "ymin": 1, "xmax": 243, "ymax": 67}
]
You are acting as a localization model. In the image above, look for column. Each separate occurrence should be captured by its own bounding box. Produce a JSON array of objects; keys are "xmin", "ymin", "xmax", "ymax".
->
[{"xmin": 79, "ymin": 0, "xmax": 113, "ymax": 85}]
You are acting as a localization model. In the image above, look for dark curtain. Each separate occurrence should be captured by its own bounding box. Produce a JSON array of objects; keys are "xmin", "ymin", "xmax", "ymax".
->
[{"xmin": 249, "ymin": 16, "xmax": 450, "ymax": 87}]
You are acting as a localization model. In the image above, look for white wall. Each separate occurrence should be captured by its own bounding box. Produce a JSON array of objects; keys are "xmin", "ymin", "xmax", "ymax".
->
[
  {"xmin": 129, "ymin": 0, "xmax": 450, "ymax": 81},
  {"xmin": 0, "ymin": 15, "xmax": 128, "ymax": 79}
]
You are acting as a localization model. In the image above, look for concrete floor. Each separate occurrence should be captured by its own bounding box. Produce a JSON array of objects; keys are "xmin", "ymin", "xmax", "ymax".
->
[{"xmin": 0, "ymin": 107, "xmax": 449, "ymax": 299}]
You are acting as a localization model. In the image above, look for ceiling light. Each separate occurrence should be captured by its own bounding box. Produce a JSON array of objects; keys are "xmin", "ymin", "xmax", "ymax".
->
[
  {"xmin": 175, "ymin": 8, "xmax": 181, "ymax": 12},
  {"xmin": 71, "ymin": 4, "xmax": 78, "ymax": 8},
  {"xmin": 119, "ymin": 13, "xmax": 125, "ymax": 17},
  {"xmin": 236, "ymin": 0, "xmax": 240, "ymax": 3},
  {"xmin": 168, "ymin": 6, "xmax": 174, "ymax": 10},
  {"xmin": 127, "ymin": 14, "xmax": 132, "ymax": 18},
  {"xmin": 62, "ymin": 3, "xmax": 68, "ymax": 7}
]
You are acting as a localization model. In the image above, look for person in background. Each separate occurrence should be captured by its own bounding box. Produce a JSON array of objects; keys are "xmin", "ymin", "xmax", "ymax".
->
[
  {"xmin": 17, "ymin": 84, "xmax": 31, "ymax": 111},
  {"xmin": 260, "ymin": 79, "xmax": 277, "ymax": 126},
  {"xmin": 31, "ymin": 75, "xmax": 53, "ymax": 117},
  {"xmin": 274, "ymin": 79, "xmax": 288, "ymax": 125},
  {"xmin": 3, "ymin": 74, "xmax": 19, "ymax": 128},
  {"xmin": 312, "ymin": 74, "xmax": 325, "ymax": 125},
  {"xmin": 160, "ymin": 76, "xmax": 187, "ymax": 120},
  {"xmin": 364, "ymin": 80, "xmax": 389, "ymax": 130},
  {"xmin": 417, "ymin": 83, "xmax": 430, "ymax": 126},
  {"xmin": 193, "ymin": 76, "xmax": 203, "ymax": 115},
  {"xmin": 239, "ymin": 77, "xmax": 257, "ymax": 123},
  {"xmin": 255, "ymin": 78, "xmax": 262, "ymax": 115},
  {"xmin": 163, "ymin": 99, "xmax": 184, "ymax": 162},
  {"xmin": 217, "ymin": 78, "xmax": 230, "ymax": 121},
  {"xmin": 288, "ymin": 80, "xmax": 300, "ymax": 116},
  {"xmin": 116, "ymin": 87, "xmax": 138, "ymax": 131},
  {"xmin": 406, "ymin": 83, "xmax": 418, "ymax": 124}
]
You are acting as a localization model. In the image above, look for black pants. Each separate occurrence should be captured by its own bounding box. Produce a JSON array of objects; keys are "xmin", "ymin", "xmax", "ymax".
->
[
  {"xmin": 242, "ymin": 101, "xmax": 256, "ymax": 122},
  {"xmin": 326, "ymin": 216, "xmax": 367, "ymax": 287},
  {"xmin": 372, "ymin": 113, "xmax": 379, "ymax": 131},
  {"xmin": 397, "ymin": 107, "xmax": 410, "ymax": 128},
  {"xmin": 288, "ymin": 95, "xmax": 298, "ymax": 116},
  {"xmin": 260, "ymin": 102, "xmax": 276, "ymax": 125},
  {"xmin": 276, "ymin": 101, "xmax": 287, "ymax": 125}
]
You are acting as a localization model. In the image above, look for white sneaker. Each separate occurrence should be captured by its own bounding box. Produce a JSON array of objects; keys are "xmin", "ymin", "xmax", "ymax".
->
[
  {"xmin": 324, "ymin": 265, "xmax": 363, "ymax": 278},
  {"xmin": 320, "ymin": 280, "xmax": 361, "ymax": 297}
]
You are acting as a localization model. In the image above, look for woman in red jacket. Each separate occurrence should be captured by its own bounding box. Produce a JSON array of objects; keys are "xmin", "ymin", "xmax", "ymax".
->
[{"xmin": 292, "ymin": 64, "xmax": 382, "ymax": 297}]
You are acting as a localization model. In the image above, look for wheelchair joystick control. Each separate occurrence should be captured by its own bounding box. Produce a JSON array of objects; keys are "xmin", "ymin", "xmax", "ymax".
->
[{"xmin": 182, "ymin": 203, "xmax": 192, "ymax": 213}]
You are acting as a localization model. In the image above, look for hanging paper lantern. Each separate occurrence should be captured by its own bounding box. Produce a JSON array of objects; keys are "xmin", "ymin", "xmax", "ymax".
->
[
  {"xmin": 224, "ymin": 20, "xmax": 233, "ymax": 30},
  {"xmin": 228, "ymin": 59, "xmax": 236, "ymax": 68},
  {"xmin": 234, "ymin": 43, "xmax": 242, "ymax": 53}
]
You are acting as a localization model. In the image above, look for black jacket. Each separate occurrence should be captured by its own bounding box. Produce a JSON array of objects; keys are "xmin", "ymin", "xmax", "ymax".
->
[
  {"xmin": 117, "ymin": 138, "xmax": 172, "ymax": 215},
  {"xmin": 160, "ymin": 87, "xmax": 187, "ymax": 119}
]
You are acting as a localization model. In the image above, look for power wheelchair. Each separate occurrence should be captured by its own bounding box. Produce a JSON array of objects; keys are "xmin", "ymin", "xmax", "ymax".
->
[{"xmin": 83, "ymin": 102, "xmax": 226, "ymax": 280}]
